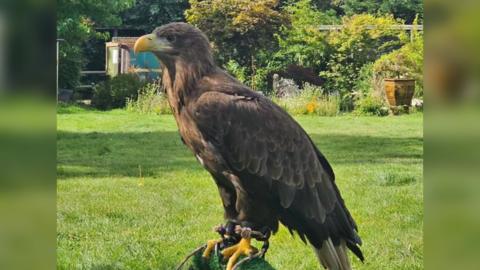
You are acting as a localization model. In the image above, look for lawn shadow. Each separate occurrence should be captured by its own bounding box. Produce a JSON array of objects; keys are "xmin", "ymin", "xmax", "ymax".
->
[
  {"xmin": 89, "ymin": 264, "xmax": 122, "ymax": 270},
  {"xmin": 57, "ymin": 130, "xmax": 422, "ymax": 180},
  {"xmin": 57, "ymin": 104, "xmax": 96, "ymax": 114},
  {"xmin": 57, "ymin": 130, "xmax": 202, "ymax": 179}
]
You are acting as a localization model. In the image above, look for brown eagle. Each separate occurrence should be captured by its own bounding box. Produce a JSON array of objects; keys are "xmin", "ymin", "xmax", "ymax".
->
[{"xmin": 134, "ymin": 23, "xmax": 363, "ymax": 270}]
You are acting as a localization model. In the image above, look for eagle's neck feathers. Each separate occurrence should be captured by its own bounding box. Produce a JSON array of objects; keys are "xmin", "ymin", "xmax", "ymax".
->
[{"xmin": 161, "ymin": 56, "xmax": 214, "ymax": 115}]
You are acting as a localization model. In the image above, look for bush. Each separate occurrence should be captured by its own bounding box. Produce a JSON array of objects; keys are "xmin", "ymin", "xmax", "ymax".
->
[
  {"xmin": 354, "ymin": 94, "xmax": 389, "ymax": 116},
  {"xmin": 355, "ymin": 63, "xmax": 375, "ymax": 95},
  {"xmin": 352, "ymin": 62, "xmax": 387, "ymax": 103},
  {"xmin": 126, "ymin": 82, "xmax": 172, "ymax": 114},
  {"xmin": 225, "ymin": 60, "xmax": 248, "ymax": 83},
  {"xmin": 272, "ymin": 83, "xmax": 339, "ymax": 116},
  {"xmin": 92, "ymin": 74, "xmax": 145, "ymax": 110}
]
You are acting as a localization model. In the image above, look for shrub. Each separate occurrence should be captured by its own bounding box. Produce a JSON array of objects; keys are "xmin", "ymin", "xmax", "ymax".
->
[
  {"xmin": 354, "ymin": 94, "xmax": 389, "ymax": 116},
  {"xmin": 352, "ymin": 62, "xmax": 387, "ymax": 102},
  {"xmin": 354, "ymin": 63, "xmax": 375, "ymax": 96},
  {"xmin": 126, "ymin": 82, "xmax": 171, "ymax": 114},
  {"xmin": 272, "ymin": 83, "xmax": 339, "ymax": 116},
  {"xmin": 251, "ymin": 65, "xmax": 273, "ymax": 93},
  {"xmin": 338, "ymin": 92, "xmax": 358, "ymax": 112},
  {"xmin": 92, "ymin": 74, "xmax": 145, "ymax": 110},
  {"xmin": 92, "ymin": 80, "xmax": 112, "ymax": 110},
  {"xmin": 225, "ymin": 59, "xmax": 248, "ymax": 83}
]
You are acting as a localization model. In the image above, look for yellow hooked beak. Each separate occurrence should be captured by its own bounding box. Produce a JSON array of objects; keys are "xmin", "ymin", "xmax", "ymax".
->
[{"xmin": 133, "ymin": 34, "xmax": 157, "ymax": 54}]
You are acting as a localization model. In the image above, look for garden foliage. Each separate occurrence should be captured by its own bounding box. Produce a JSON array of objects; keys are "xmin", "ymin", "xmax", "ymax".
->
[
  {"xmin": 92, "ymin": 74, "xmax": 145, "ymax": 110},
  {"xmin": 272, "ymin": 83, "xmax": 339, "ymax": 116},
  {"xmin": 121, "ymin": 0, "xmax": 189, "ymax": 31},
  {"xmin": 342, "ymin": 0, "xmax": 423, "ymax": 23},
  {"xmin": 275, "ymin": 0, "xmax": 338, "ymax": 69},
  {"xmin": 320, "ymin": 14, "xmax": 407, "ymax": 97},
  {"xmin": 374, "ymin": 24, "xmax": 424, "ymax": 97},
  {"xmin": 57, "ymin": 0, "xmax": 134, "ymax": 89},
  {"xmin": 126, "ymin": 82, "xmax": 172, "ymax": 114},
  {"xmin": 354, "ymin": 94, "xmax": 389, "ymax": 116},
  {"xmin": 186, "ymin": 0, "xmax": 286, "ymax": 90},
  {"xmin": 60, "ymin": 0, "xmax": 423, "ymax": 115}
]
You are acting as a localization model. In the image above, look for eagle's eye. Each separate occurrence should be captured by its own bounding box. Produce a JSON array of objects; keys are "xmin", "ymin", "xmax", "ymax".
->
[{"xmin": 166, "ymin": 35, "xmax": 176, "ymax": 43}]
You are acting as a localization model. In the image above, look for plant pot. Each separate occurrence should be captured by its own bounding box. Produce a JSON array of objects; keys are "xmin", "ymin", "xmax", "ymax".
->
[{"xmin": 384, "ymin": 78, "xmax": 415, "ymax": 107}]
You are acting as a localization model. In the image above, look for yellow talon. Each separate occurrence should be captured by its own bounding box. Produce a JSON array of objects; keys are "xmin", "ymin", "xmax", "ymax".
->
[
  {"xmin": 202, "ymin": 239, "xmax": 222, "ymax": 258},
  {"xmin": 221, "ymin": 238, "xmax": 258, "ymax": 270}
]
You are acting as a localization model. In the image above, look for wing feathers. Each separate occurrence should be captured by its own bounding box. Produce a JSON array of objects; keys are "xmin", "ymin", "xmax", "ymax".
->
[
  {"xmin": 192, "ymin": 88, "xmax": 362, "ymax": 261},
  {"xmin": 194, "ymin": 90, "xmax": 337, "ymax": 211}
]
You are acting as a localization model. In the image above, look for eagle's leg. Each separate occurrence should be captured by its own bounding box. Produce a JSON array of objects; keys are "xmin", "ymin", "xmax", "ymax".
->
[
  {"xmin": 202, "ymin": 239, "xmax": 222, "ymax": 258},
  {"xmin": 221, "ymin": 227, "xmax": 259, "ymax": 270},
  {"xmin": 202, "ymin": 222, "xmax": 237, "ymax": 258},
  {"xmin": 258, "ymin": 227, "xmax": 271, "ymax": 258},
  {"xmin": 201, "ymin": 225, "xmax": 224, "ymax": 258}
]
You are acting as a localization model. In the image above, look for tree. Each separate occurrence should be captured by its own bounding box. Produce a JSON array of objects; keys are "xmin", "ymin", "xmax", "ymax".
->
[
  {"xmin": 320, "ymin": 14, "xmax": 408, "ymax": 107},
  {"xmin": 342, "ymin": 0, "xmax": 423, "ymax": 23},
  {"xmin": 57, "ymin": 0, "xmax": 134, "ymax": 89},
  {"xmin": 121, "ymin": 0, "xmax": 190, "ymax": 32},
  {"xmin": 310, "ymin": 0, "xmax": 345, "ymax": 16},
  {"xmin": 186, "ymin": 0, "xmax": 287, "ymax": 90},
  {"xmin": 276, "ymin": 0, "xmax": 339, "ymax": 70}
]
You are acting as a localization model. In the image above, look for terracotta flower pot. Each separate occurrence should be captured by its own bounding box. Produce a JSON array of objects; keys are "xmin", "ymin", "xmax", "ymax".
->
[{"xmin": 384, "ymin": 78, "xmax": 415, "ymax": 107}]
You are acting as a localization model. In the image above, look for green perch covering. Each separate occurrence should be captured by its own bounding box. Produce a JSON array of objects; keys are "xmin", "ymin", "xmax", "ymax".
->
[{"xmin": 189, "ymin": 247, "xmax": 275, "ymax": 270}]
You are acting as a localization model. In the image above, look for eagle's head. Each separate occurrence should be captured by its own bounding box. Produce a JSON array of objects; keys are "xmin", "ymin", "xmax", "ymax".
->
[{"xmin": 134, "ymin": 22, "xmax": 214, "ymax": 69}]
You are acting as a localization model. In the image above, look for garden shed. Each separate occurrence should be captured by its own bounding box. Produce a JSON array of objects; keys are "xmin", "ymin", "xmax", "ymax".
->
[{"xmin": 106, "ymin": 37, "xmax": 161, "ymax": 80}]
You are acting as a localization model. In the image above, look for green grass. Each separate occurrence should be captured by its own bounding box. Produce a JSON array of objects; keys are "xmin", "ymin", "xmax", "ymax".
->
[{"xmin": 57, "ymin": 106, "xmax": 423, "ymax": 269}]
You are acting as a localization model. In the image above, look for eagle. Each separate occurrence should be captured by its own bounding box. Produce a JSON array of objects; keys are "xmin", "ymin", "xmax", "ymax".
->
[{"xmin": 134, "ymin": 23, "xmax": 363, "ymax": 270}]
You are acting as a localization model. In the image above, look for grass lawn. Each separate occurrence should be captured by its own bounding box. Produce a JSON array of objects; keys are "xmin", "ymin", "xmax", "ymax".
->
[{"xmin": 57, "ymin": 106, "xmax": 423, "ymax": 269}]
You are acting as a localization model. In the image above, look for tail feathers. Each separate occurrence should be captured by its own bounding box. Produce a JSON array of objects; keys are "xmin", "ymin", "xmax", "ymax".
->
[{"xmin": 314, "ymin": 238, "xmax": 351, "ymax": 270}]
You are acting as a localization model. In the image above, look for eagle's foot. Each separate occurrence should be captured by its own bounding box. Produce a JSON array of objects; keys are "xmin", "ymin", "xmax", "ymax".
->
[
  {"xmin": 202, "ymin": 224, "xmax": 232, "ymax": 258},
  {"xmin": 202, "ymin": 239, "xmax": 222, "ymax": 258},
  {"xmin": 201, "ymin": 224, "xmax": 271, "ymax": 269},
  {"xmin": 221, "ymin": 227, "xmax": 259, "ymax": 270},
  {"xmin": 222, "ymin": 237, "xmax": 258, "ymax": 270}
]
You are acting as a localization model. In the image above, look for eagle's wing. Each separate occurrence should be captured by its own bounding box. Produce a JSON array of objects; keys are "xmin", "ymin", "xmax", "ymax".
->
[{"xmin": 191, "ymin": 84, "xmax": 361, "ymax": 258}]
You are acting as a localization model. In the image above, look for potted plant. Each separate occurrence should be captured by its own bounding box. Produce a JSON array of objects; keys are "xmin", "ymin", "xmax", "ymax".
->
[
  {"xmin": 374, "ymin": 54, "xmax": 415, "ymax": 108},
  {"xmin": 383, "ymin": 78, "xmax": 415, "ymax": 107},
  {"xmin": 373, "ymin": 37, "xmax": 423, "ymax": 109}
]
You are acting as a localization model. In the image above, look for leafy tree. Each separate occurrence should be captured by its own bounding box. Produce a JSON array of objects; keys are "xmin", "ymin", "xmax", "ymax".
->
[
  {"xmin": 57, "ymin": 0, "xmax": 134, "ymax": 89},
  {"xmin": 276, "ymin": 0, "xmax": 339, "ymax": 70},
  {"xmin": 186, "ymin": 0, "xmax": 287, "ymax": 90},
  {"xmin": 342, "ymin": 0, "xmax": 423, "ymax": 23},
  {"xmin": 121, "ymin": 0, "xmax": 190, "ymax": 32},
  {"xmin": 310, "ymin": 0, "xmax": 345, "ymax": 16},
  {"xmin": 320, "ymin": 14, "xmax": 408, "ymax": 109}
]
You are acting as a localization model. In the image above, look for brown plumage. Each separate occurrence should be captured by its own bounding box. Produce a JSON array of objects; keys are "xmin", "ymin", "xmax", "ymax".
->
[{"xmin": 134, "ymin": 22, "xmax": 363, "ymax": 269}]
